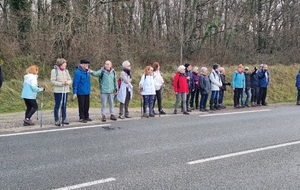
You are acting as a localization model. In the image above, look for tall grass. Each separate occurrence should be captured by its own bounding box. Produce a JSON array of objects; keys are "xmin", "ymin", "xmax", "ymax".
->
[{"xmin": 0, "ymin": 64, "xmax": 299, "ymax": 114}]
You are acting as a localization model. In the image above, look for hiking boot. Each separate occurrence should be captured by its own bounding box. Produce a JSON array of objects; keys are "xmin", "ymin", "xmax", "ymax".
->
[
  {"xmin": 204, "ymin": 108, "xmax": 209, "ymax": 112},
  {"xmin": 62, "ymin": 120, "xmax": 69, "ymax": 125},
  {"xmin": 55, "ymin": 121, "xmax": 61, "ymax": 126},
  {"xmin": 297, "ymin": 101, "xmax": 300, "ymax": 105},
  {"xmin": 119, "ymin": 115, "xmax": 125, "ymax": 119},
  {"xmin": 245, "ymin": 104, "xmax": 250, "ymax": 107},
  {"xmin": 153, "ymin": 111, "xmax": 158, "ymax": 115},
  {"xmin": 143, "ymin": 113, "xmax": 149, "ymax": 118},
  {"xmin": 86, "ymin": 118, "xmax": 93, "ymax": 122},
  {"xmin": 210, "ymin": 106, "xmax": 216, "ymax": 111},
  {"xmin": 125, "ymin": 115, "xmax": 132, "ymax": 118},
  {"xmin": 159, "ymin": 110, "xmax": 166, "ymax": 115},
  {"xmin": 79, "ymin": 119, "xmax": 87, "ymax": 123},
  {"xmin": 149, "ymin": 113, "xmax": 155, "ymax": 117},
  {"xmin": 110, "ymin": 115, "xmax": 117, "ymax": 121},
  {"xmin": 173, "ymin": 110, "xmax": 177, "ymax": 114},
  {"xmin": 24, "ymin": 118, "xmax": 34, "ymax": 125},
  {"xmin": 183, "ymin": 112, "xmax": 190, "ymax": 115},
  {"xmin": 101, "ymin": 116, "xmax": 106, "ymax": 122}
]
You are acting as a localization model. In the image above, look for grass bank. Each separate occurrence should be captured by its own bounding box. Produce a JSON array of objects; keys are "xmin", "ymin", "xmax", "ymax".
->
[{"xmin": 0, "ymin": 64, "xmax": 298, "ymax": 114}]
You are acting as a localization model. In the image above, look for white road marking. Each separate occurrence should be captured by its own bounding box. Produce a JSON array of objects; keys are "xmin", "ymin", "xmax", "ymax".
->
[
  {"xmin": 200, "ymin": 109, "xmax": 270, "ymax": 117},
  {"xmin": 0, "ymin": 124, "xmax": 111, "ymax": 138},
  {"xmin": 187, "ymin": 140, "xmax": 300, "ymax": 165},
  {"xmin": 54, "ymin": 177, "xmax": 116, "ymax": 190}
]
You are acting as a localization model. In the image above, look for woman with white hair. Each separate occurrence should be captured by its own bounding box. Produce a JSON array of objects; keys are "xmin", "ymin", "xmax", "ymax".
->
[
  {"xmin": 199, "ymin": 67, "xmax": 211, "ymax": 111},
  {"xmin": 173, "ymin": 65, "xmax": 189, "ymax": 115},
  {"xmin": 117, "ymin": 60, "xmax": 133, "ymax": 119}
]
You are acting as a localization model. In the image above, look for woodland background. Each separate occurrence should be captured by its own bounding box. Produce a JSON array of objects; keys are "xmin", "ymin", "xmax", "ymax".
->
[{"xmin": 0, "ymin": 0, "xmax": 300, "ymax": 113}]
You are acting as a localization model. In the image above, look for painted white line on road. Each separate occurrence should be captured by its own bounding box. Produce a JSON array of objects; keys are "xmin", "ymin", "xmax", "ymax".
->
[
  {"xmin": 0, "ymin": 124, "xmax": 111, "ymax": 138},
  {"xmin": 187, "ymin": 140, "xmax": 300, "ymax": 165},
  {"xmin": 54, "ymin": 177, "xmax": 116, "ymax": 190},
  {"xmin": 199, "ymin": 109, "xmax": 270, "ymax": 117}
]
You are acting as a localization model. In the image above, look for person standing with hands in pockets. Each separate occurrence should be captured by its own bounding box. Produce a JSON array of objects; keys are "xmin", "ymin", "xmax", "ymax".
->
[
  {"xmin": 50, "ymin": 58, "xmax": 72, "ymax": 126},
  {"xmin": 72, "ymin": 59, "xmax": 92, "ymax": 123}
]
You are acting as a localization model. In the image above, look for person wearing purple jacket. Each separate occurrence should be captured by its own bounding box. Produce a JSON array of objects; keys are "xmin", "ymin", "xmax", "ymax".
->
[{"xmin": 189, "ymin": 66, "xmax": 200, "ymax": 110}]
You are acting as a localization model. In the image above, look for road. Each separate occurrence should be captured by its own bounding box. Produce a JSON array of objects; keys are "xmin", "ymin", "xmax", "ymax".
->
[{"xmin": 1, "ymin": 105, "xmax": 300, "ymax": 190}]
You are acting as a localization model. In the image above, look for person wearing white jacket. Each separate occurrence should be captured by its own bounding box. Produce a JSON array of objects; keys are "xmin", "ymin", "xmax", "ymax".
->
[
  {"xmin": 117, "ymin": 60, "xmax": 133, "ymax": 119},
  {"xmin": 152, "ymin": 62, "xmax": 166, "ymax": 115},
  {"xmin": 139, "ymin": 66, "xmax": 156, "ymax": 118},
  {"xmin": 209, "ymin": 64, "xmax": 222, "ymax": 110}
]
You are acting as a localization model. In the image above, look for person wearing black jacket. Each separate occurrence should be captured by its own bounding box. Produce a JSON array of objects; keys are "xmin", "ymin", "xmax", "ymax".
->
[
  {"xmin": 241, "ymin": 67, "xmax": 251, "ymax": 107},
  {"xmin": 250, "ymin": 66, "xmax": 259, "ymax": 107},
  {"xmin": 218, "ymin": 67, "xmax": 231, "ymax": 109}
]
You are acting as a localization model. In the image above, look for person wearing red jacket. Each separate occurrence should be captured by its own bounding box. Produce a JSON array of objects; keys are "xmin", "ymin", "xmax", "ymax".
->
[{"xmin": 173, "ymin": 65, "xmax": 189, "ymax": 115}]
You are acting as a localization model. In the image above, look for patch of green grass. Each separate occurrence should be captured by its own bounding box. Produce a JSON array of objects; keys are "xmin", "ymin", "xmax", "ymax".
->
[{"xmin": 0, "ymin": 64, "xmax": 299, "ymax": 113}]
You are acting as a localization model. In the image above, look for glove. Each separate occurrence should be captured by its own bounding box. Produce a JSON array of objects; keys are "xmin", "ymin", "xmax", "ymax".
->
[{"xmin": 228, "ymin": 82, "xmax": 231, "ymax": 86}]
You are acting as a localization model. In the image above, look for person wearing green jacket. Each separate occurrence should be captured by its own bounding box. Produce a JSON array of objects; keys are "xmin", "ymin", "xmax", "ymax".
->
[{"xmin": 90, "ymin": 60, "xmax": 118, "ymax": 122}]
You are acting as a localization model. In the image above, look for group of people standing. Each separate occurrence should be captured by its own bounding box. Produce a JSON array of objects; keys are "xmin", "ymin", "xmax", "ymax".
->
[
  {"xmin": 20, "ymin": 58, "xmax": 272, "ymax": 126},
  {"xmin": 172, "ymin": 63, "xmax": 271, "ymax": 115}
]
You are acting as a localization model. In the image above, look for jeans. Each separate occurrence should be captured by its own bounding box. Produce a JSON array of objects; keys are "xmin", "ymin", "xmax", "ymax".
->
[
  {"xmin": 251, "ymin": 87, "xmax": 259, "ymax": 103},
  {"xmin": 210, "ymin": 90, "xmax": 219, "ymax": 107},
  {"xmin": 200, "ymin": 94, "xmax": 208, "ymax": 109},
  {"xmin": 241, "ymin": 89, "xmax": 251, "ymax": 105},
  {"xmin": 54, "ymin": 93, "xmax": 68, "ymax": 121},
  {"xmin": 143, "ymin": 95, "xmax": 155, "ymax": 114},
  {"xmin": 218, "ymin": 89, "xmax": 224, "ymax": 105},
  {"xmin": 175, "ymin": 93, "xmax": 187, "ymax": 112},
  {"xmin": 101, "ymin": 93, "xmax": 115, "ymax": 116}
]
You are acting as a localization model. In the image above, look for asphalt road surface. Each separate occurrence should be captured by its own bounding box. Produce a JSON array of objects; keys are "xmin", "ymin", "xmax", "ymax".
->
[{"xmin": 1, "ymin": 105, "xmax": 300, "ymax": 190}]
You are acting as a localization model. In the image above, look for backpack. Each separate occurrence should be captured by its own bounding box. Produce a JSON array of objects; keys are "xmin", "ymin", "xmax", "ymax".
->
[{"xmin": 99, "ymin": 68, "xmax": 118, "ymax": 89}]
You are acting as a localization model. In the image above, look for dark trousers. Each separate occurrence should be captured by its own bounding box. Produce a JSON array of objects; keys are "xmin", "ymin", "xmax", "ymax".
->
[
  {"xmin": 200, "ymin": 93, "xmax": 208, "ymax": 109},
  {"xmin": 218, "ymin": 89, "xmax": 225, "ymax": 105},
  {"xmin": 233, "ymin": 88, "xmax": 243, "ymax": 106},
  {"xmin": 77, "ymin": 95, "xmax": 90, "ymax": 120},
  {"xmin": 153, "ymin": 89, "xmax": 163, "ymax": 112},
  {"xmin": 258, "ymin": 87, "xmax": 268, "ymax": 105},
  {"xmin": 251, "ymin": 87, "xmax": 259, "ymax": 103},
  {"xmin": 119, "ymin": 89, "xmax": 131, "ymax": 116},
  {"xmin": 185, "ymin": 89, "xmax": 192, "ymax": 109},
  {"xmin": 190, "ymin": 88, "xmax": 200, "ymax": 109},
  {"xmin": 297, "ymin": 88, "xmax": 300, "ymax": 102},
  {"xmin": 143, "ymin": 95, "xmax": 155, "ymax": 114},
  {"xmin": 54, "ymin": 93, "xmax": 68, "ymax": 122},
  {"xmin": 24, "ymin": 98, "xmax": 38, "ymax": 119}
]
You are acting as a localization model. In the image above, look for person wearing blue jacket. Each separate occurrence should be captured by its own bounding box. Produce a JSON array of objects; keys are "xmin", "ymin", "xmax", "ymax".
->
[
  {"xmin": 257, "ymin": 64, "xmax": 270, "ymax": 106},
  {"xmin": 232, "ymin": 64, "xmax": 245, "ymax": 108},
  {"xmin": 21, "ymin": 65, "xmax": 45, "ymax": 126},
  {"xmin": 295, "ymin": 70, "xmax": 300, "ymax": 105},
  {"xmin": 72, "ymin": 59, "xmax": 92, "ymax": 123}
]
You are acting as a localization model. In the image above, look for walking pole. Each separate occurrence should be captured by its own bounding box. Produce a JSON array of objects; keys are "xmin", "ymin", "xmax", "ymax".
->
[
  {"xmin": 60, "ymin": 85, "xmax": 66, "ymax": 127},
  {"xmin": 40, "ymin": 91, "xmax": 44, "ymax": 128}
]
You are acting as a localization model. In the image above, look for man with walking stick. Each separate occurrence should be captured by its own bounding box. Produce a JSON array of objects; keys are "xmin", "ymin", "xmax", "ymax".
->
[{"xmin": 50, "ymin": 58, "xmax": 72, "ymax": 126}]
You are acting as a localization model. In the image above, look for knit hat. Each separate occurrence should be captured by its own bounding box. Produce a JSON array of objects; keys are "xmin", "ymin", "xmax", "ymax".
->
[
  {"xmin": 122, "ymin": 60, "xmax": 131, "ymax": 68},
  {"xmin": 80, "ymin": 59, "xmax": 90, "ymax": 64}
]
